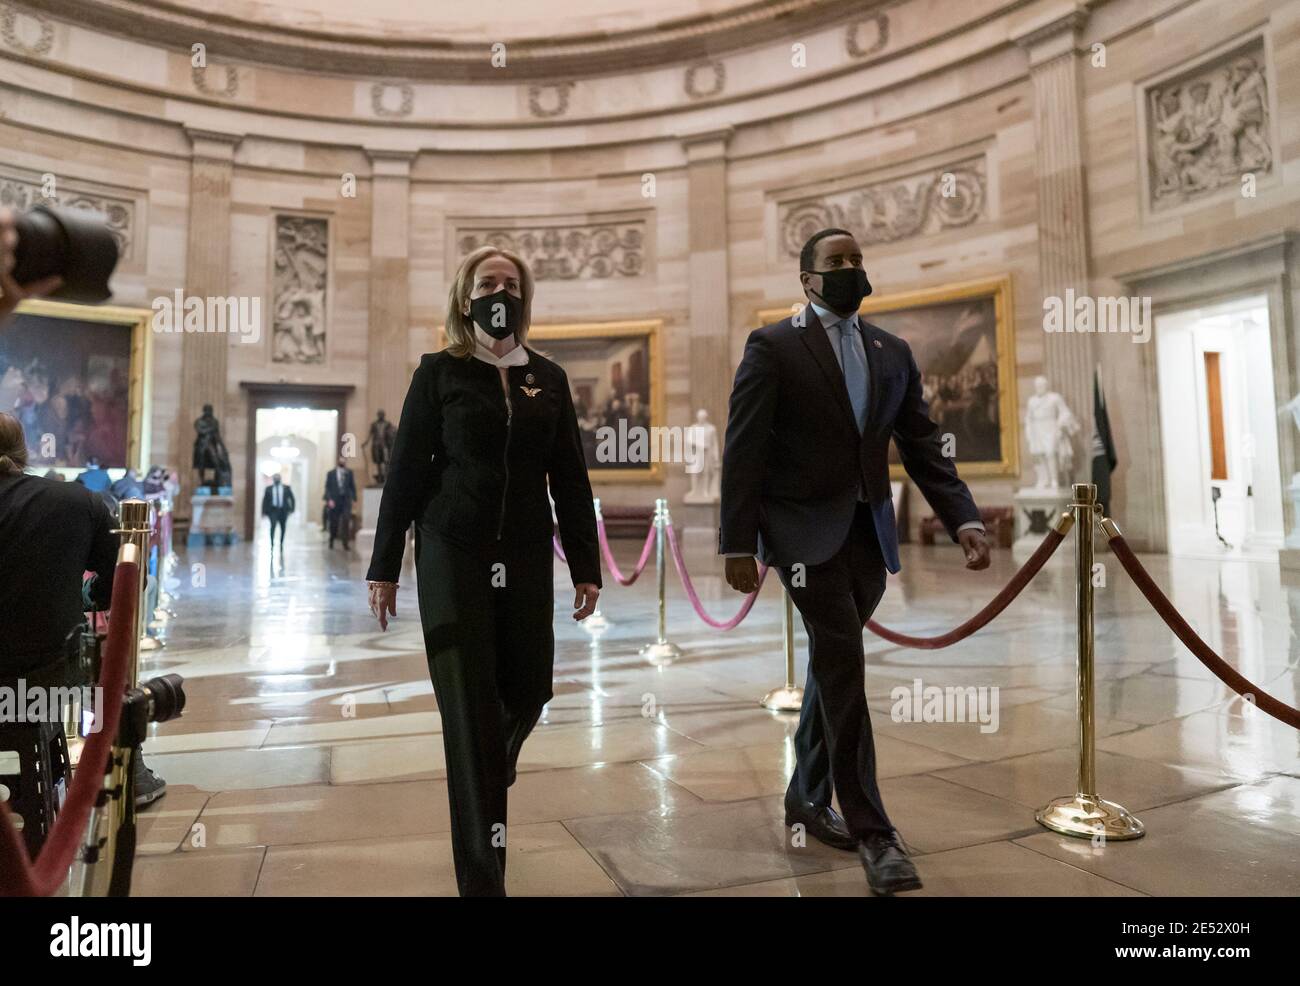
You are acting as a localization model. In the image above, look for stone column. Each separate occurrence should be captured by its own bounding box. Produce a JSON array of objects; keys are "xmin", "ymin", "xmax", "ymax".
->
[
  {"xmin": 180, "ymin": 127, "xmax": 240, "ymax": 500},
  {"xmin": 366, "ymin": 150, "xmax": 415, "ymax": 432},
  {"xmin": 680, "ymin": 128, "xmax": 733, "ymax": 435},
  {"xmin": 1014, "ymin": 8, "xmax": 1094, "ymax": 476}
]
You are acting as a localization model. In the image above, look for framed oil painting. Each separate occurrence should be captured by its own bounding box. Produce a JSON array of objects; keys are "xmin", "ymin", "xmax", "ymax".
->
[
  {"xmin": 0, "ymin": 299, "xmax": 152, "ymax": 473},
  {"xmin": 757, "ymin": 274, "xmax": 1018, "ymax": 477}
]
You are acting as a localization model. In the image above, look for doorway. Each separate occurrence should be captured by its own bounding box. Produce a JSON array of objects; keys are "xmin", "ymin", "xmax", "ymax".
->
[
  {"xmin": 241, "ymin": 383, "xmax": 353, "ymax": 539},
  {"xmin": 1155, "ymin": 294, "xmax": 1283, "ymax": 557}
]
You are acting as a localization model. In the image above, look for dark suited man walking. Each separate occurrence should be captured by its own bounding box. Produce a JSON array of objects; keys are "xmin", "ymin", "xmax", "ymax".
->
[
  {"xmin": 323, "ymin": 457, "xmax": 357, "ymax": 550},
  {"xmin": 260, "ymin": 473, "xmax": 295, "ymax": 553},
  {"xmin": 719, "ymin": 228, "xmax": 990, "ymax": 895}
]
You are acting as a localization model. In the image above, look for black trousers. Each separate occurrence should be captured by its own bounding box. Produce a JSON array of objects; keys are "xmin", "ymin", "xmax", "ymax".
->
[
  {"xmin": 327, "ymin": 507, "xmax": 352, "ymax": 545},
  {"xmin": 415, "ymin": 528, "xmax": 556, "ymax": 897},
  {"xmin": 267, "ymin": 514, "xmax": 287, "ymax": 548},
  {"xmin": 777, "ymin": 501, "xmax": 894, "ymax": 840}
]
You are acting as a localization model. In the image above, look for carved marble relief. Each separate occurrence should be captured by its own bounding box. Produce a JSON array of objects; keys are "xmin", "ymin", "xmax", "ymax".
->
[
  {"xmin": 0, "ymin": 173, "xmax": 136, "ymax": 260},
  {"xmin": 192, "ymin": 63, "xmax": 239, "ymax": 98},
  {"xmin": 527, "ymin": 83, "xmax": 574, "ymax": 119},
  {"xmin": 456, "ymin": 222, "xmax": 644, "ymax": 280},
  {"xmin": 272, "ymin": 215, "xmax": 329, "ymax": 364},
  {"xmin": 779, "ymin": 156, "xmax": 987, "ymax": 256},
  {"xmin": 1144, "ymin": 38, "xmax": 1272, "ymax": 211},
  {"xmin": 371, "ymin": 83, "xmax": 413, "ymax": 118},
  {"xmin": 844, "ymin": 13, "xmax": 889, "ymax": 58},
  {"xmin": 684, "ymin": 61, "xmax": 726, "ymax": 100},
  {"xmin": 0, "ymin": 5, "xmax": 54, "ymax": 55}
]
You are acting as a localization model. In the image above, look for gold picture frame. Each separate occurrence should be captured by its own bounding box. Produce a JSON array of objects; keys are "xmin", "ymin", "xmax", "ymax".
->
[
  {"xmin": 526, "ymin": 319, "xmax": 666, "ymax": 484},
  {"xmin": 757, "ymin": 274, "xmax": 1018, "ymax": 478},
  {"xmin": 7, "ymin": 298, "xmax": 153, "ymax": 472}
]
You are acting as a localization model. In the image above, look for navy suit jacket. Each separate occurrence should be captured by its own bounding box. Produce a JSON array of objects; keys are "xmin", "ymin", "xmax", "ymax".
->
[
  {"xmin": 719, "ymin": 304, "xmax": 980, "ymax": 573},
  {"xmin": 324, "ymin": 467, "xmax": 357, "ymax": 510}
]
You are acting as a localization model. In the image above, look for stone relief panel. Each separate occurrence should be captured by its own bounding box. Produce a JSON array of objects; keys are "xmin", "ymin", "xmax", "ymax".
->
[
  {"xmin": 684, "ymin": 61, "xmax": 726, "ymax": 100},
  {"xmin": 371, "ymin": 83, "xmax": 413, "ymax": 118},
  {"xmin": 1143, "ymin": 36, "xmax": 1273, "ymax": 213},
  {"xmin": 0, "ymin": 172, "xmax": 137, "ymax": 260},
  {"xmin": 527, "ymin": 83, "xmax": 574, "ymax": 119},
  {"xmin": 778, "ymin": 156, "xmax": 987, "ymax": 256},
  {"xmin": 192, "ymin": 63, "xmax": 240, "ymax": 99},
  {"xmin": 844, "ymin": 13, "xmax": 889, "ymax": 59},
  {"xmin": 272, "ymin": 215, "xmax": 329, "ymax": 364},
  {"xmin": 455, "ymin": 221, "xmax": 645, "ymax": 280},
  {"xmin": 0, "ymin": 4, "xmax": 53, "ymax": 55}
]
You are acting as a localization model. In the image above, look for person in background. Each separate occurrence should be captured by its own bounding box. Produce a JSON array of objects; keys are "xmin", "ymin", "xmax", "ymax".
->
[
  {"xmin": 323, "ymin": 456, "xmax": 358, "ymax": 550},
  {"xmin": 110, "ymin": 466, "xmax": 143, "ymax": 500},
  {"xmin": 260, "ymin": 473, "xmax": 294, "ymax": 554},
  {"xmin": 76, "ymin": 455, "xmax": 111, "ymax": 492}
]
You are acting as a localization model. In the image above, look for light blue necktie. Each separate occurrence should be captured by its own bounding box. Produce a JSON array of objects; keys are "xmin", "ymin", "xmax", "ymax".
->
[{"xmin": 839, "ymin": 318, "xmax": 869, "ymax": 433}]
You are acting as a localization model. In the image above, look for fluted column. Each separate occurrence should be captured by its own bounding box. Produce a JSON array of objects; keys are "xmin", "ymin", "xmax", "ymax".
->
[
  {"xmin": 180, "ymin": 127, "xmax": 240, "ymax": 498},
  {"xmin": 680, "ymin": 128, "xmax": 733, "ymax": 434},
  {"xmin": 1015, "ymin": 7, "xmax": 1094, "ymax": 472},
  {"xmin": 366, "ymin": 150, "xmax": 415, "ymax": 426}
]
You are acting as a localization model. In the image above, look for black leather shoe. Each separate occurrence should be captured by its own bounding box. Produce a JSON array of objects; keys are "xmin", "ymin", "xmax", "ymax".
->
[
  {"xmin": 858, "ymin": 830, "xmax": 922, "ymax": 895},
  {"xmin": 784, "ymin": 801, "xmax": 857, "ymax": 851}
]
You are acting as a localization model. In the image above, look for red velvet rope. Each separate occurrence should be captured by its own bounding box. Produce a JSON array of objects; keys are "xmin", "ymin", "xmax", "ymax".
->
[
  {"xmin": 865, "ymin": 527, "xmax": 1067, "ymax": 649},
  {"xmin": 1107, "ymin": 533, "xmax": 1300, "ymax": 731},
  {"xmin": 664, "ymin": 521, "xmax": 769, "ymax": 629},
  {"xmin": 0, "ymin": 558, "xmax": 138, "ymax": 897},
  {"xmin": 596, "ymin": 518, "xmax": 657, "ymax": 586}
]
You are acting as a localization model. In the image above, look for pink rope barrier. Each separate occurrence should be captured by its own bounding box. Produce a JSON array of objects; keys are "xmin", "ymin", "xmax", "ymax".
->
[
  {"xmin": 664, "ymin": 520, "xmax": 768, "ymax": 629},
  {"xmin": 597, "ymin": 518, "xmax": 657, "ymax": 586}
]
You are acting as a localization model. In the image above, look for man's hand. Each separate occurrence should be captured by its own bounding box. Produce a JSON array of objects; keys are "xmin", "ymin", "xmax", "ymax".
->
[
  {"xmin": 725, "ymin": 555, "xmax": 760, "ymax": 593},
  {"xmin": 0, "ymin": 207, "xmax": 62, "ymax": 324},
  {"xmin": 572, "ymin": 583, "xmax": 599, "ymax": 621},
  {"xmin": 958, "ymin": 528, "xmax": 991, "ymax": 570}
]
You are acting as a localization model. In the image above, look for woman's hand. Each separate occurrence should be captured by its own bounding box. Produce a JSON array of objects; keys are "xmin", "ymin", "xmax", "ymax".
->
[
  {"xmin": 572, "ymin": 583, "xmax": 599, "ymax": 621},
  {"xmin": 368, "ymin": 581, "xmax": 397, "ymax": 630}
]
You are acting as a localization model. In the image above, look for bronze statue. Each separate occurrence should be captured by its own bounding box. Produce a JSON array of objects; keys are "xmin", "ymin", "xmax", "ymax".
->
[
  {"xmin": 192, "ymin": 403, "xmax": 232, "ymax": 492},
  {"xmin": 361, "ymin": 409, "xmax": 397, "ymax": 486}
]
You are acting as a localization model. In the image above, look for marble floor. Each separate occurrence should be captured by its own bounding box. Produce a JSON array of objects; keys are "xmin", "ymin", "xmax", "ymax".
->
[{"xmin": 126, "ymin": 523, "xmax": 1299, "ymax": 897}]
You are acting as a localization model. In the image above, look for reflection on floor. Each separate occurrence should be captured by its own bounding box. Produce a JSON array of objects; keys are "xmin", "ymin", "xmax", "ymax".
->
[{"xmin": 129, "ymin": 526, "xmax": 1300, "ymax": 896}]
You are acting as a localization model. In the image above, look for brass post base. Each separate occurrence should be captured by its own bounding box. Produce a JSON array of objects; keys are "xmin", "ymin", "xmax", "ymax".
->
[
  {"xmin": 1036, "ymin": 793, "xmax": 1146, "ymax": 840},
  {"xmin": 760, "ymin": 685, "xmax": 803, "ymax": 713},
  {"xmin": 640, "ymin": 641, "xmax": 683, "ymax": 666}
]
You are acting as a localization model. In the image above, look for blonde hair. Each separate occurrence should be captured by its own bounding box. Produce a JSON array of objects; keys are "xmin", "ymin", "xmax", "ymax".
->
[{"xmin": 444, "ymin": 245, "xmax": 535, "ymax": 359}]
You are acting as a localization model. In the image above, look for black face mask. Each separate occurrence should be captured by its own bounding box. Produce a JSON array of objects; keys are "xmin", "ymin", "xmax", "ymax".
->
[
  {"xmin": 806, "ymin": 267, "xmax": 872, "ymax": 315},
  {"xmin": 469, "ymin": 289, "xmax": 523, "ymax": 341}
]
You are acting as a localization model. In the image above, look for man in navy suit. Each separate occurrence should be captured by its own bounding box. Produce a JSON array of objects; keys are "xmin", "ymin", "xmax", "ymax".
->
[
  {"xmin": 719, "ymin": 228, "xmax": 990, "ymax": 895},
  {"xmin": 323, "ymin": 457, "xmax": 357, "ymax": 550},
  {"xmin": 260, "ymin": 474, "xmax": 295, "ymax": 553}
]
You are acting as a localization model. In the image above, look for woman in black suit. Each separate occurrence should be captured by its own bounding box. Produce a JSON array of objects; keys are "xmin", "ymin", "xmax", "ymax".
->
[{"xmin": 366, "ymin": 246, "xmax": 601, "ymax": 897}]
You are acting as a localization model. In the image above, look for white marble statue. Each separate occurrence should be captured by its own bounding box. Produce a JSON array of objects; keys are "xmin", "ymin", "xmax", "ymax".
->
[
  {"xmin": 683, "ymin": 408, "xmax": 721, "ymax": 504},
  {"xmin": 1024, "ymin": 376, "xmax": 1080, "ymax": 491}
]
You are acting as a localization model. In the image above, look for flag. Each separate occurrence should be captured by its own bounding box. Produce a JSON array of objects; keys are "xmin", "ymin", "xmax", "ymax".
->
[{"xmin": 1091, "ymin": 366, "xmax": 1117, "ymax": 513}]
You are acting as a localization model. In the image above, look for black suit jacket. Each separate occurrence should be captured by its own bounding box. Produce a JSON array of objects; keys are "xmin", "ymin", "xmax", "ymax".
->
[
  {"xmin": 261, "ymin": 484, "xmax": 295, "ymax": 519},
  {"xmin": 365, "ymin": 349, "xmax": 601, "ymax": 588},
  {"xmin": 0, "ymin": 472, "xmax": 117, "ymax": 674},
  {"xmin": 719, "ymin": 304, "xmax": 980, "ymax": 573},
  {"xmin": 324, "ymin": 468, "xmax": 357, "ymax": 510}
]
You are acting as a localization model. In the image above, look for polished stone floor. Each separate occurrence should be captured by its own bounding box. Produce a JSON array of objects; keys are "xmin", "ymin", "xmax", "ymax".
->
[{"xmin": 127, "ymin": 523, "xmax": 1299, "ymax": 896}]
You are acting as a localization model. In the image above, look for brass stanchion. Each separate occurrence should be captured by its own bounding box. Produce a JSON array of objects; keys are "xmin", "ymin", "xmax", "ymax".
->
[
  {"xmin": 639, "ymin": 498, "xmax": 683, "ymax": 666},
  {"xmin": 117, "ymin": 500, "xmax": 153, "ymax": 680},
  {"xmin": 1036, "ymin": 483, "xmax": 1144, "ymax": 841},
  {"xmin": 761, "ymin": 587, "xmax": 803, "ymax": 712},
  {"xmin": 583, "ymin": 498, "xmax": 612, "ymax": 635}
]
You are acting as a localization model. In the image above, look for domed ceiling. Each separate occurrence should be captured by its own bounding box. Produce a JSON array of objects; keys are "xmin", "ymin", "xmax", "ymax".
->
[{"xmin": 23, "ymin": 0, "xmax": 862, "ymax": 78}]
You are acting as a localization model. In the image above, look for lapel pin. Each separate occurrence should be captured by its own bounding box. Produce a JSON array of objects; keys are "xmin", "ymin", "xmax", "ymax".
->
[
  {"xmin": 521, "ymin": 385, "xmax": 541, "ymax": 398},
  {"xmin": 873, "ymin": 339, "xmax": 882, "ymax": 348},
  {"xmin": 525, "ymin": 372, "xmax": 535, "ymax": 384}
]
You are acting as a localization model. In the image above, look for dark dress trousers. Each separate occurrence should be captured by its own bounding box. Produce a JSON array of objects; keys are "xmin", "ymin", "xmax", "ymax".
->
[
  {"xmin": 367, "ymin": 348, "xmax": 600, "ymax": 896},
  {"xmin": 719, "ymin": 304, "xmax": 980, "ymax": 838},
  {"xmin": 260, "ymin": 483, "xmax": 295, "ymax": 547},
  {"xmin": 323, "ymin": 467, "xmax": 357, "ymax": 544}
]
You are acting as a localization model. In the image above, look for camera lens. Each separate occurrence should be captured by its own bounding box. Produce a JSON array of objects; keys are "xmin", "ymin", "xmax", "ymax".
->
[
  {"xmin": 140, "ymin": 673, "xmax": 186, "ymax": 724},
  {"xmin": 11, "ymin": 204, "xmax": 120, "ymax": 304}
]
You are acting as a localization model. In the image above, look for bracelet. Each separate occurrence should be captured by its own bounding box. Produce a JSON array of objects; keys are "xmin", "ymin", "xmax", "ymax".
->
[{"xmin": 367, "ymin": 580, "xmax": 398, "ymax": 588}]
